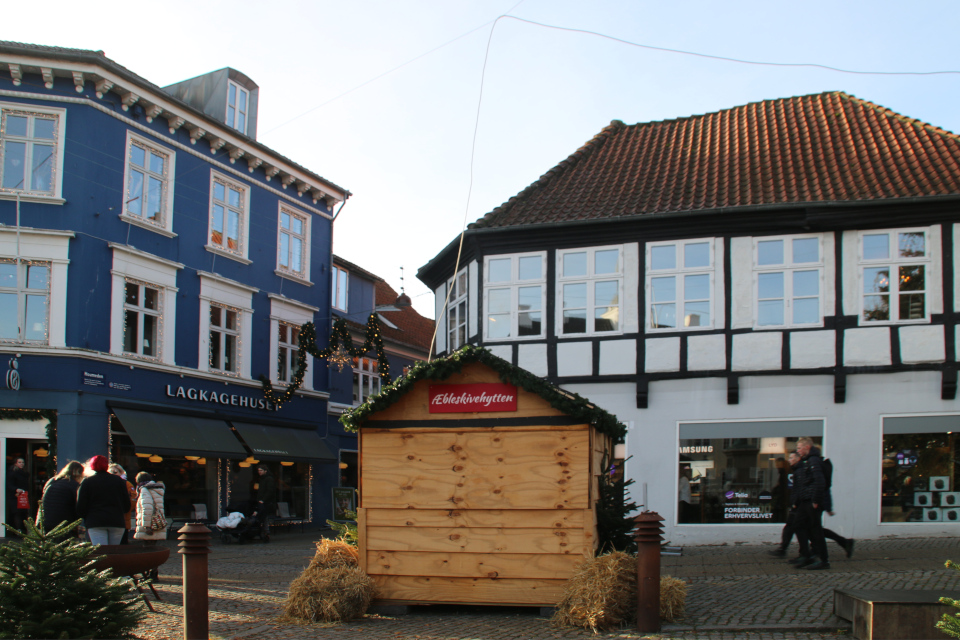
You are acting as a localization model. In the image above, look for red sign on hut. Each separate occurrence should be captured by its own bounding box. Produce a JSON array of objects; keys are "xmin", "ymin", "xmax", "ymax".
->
[{"xmin": 428, "ymin": 383, "xmax": 517, "ymax": 413}]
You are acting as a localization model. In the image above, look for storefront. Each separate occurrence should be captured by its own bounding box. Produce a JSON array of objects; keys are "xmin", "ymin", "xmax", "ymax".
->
[{"xmin": 1, "ymin": 414, "xmax": 51, "ymax": 531}]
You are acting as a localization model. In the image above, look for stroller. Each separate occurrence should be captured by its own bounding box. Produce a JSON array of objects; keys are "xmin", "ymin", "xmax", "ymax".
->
[{"xmin": 216, "ymin": 503, "xmax": 270, "ymax": 543}]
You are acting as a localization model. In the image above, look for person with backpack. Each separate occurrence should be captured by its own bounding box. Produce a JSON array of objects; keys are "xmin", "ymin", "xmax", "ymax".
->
[{"xmin": 791, "ymin": 437, "xmax": 830, "ymax": 570}]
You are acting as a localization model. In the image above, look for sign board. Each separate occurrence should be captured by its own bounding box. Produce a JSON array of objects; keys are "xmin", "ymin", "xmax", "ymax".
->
[{"xmin": 428, "ymin": 383, "xmax": 518, "ymax": 413}]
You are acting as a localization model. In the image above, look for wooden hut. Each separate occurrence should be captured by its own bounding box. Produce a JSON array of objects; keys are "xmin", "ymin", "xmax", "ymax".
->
[{"xmin": 340, "ymin": 346, "xmax": 626, "ymax": 607}]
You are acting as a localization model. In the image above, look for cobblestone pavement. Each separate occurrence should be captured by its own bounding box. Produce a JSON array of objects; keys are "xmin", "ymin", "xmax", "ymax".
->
[{"xmin": 132, "ymin": 532, "xmax": 960, "ymax": 640}]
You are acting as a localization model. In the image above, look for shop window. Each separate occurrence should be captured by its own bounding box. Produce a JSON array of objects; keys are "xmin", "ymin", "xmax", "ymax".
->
[
  {"xmin": 0, "ymin": 259, "xmax": 49, "ymax": 344},
  {"xmin": 881, "ymin": 417, "xmax": 960, "ymax": 523},
  {"xmin": 483, "ymin": 252, "xmax": 545, "ymax": 340},
  {"xmin": 754, "ymin": 235, "xmax": 823, "ymax": 328},
  {"xmin": 557, "ymin": 245, "xmax": 622, "ymax": 335},
  {"xmin": 277, "ymin": 321, "xmax": 300, "ymax": 382},
  {"xmin": 353, "ymin": 356, "xmax": 381, "ymax": 405},
  {"xmin": 860, "ymin": 229, "xmax": 929, "ymax": 324},
  {"xmin": 647, "ymin": 239, "xmax": 713, "ymax": 330},
  {"xmin": 447, "ymin": 267, "xmax": 468, "ymax": 349},
  {"xmin": 677, "ymin": 421, "xmax": 823, "ymax": 525},
  {"xmin": 227, "ymin": 460, "xmax": 310, "ymax": 521}
]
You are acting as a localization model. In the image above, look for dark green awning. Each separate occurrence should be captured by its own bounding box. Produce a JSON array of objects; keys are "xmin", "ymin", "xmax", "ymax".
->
[
  {"xmin": 230, "ymin": 422, "xmax": 335, "ymax": 463},
  {"xmin": 112, "ymin": 407, "xmax": 247, "ymax": 459}
]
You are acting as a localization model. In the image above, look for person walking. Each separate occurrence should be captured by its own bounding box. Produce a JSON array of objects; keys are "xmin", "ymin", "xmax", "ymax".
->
[
  {"xmin": 791, "ymin": 437, "xmax": 830, "ymax": 570},
  {"xmin": 108, "ymin": 463, "xmax": 137, "ymax": 544},
  {"xmin": 252, "ymin": 464, "xmax": 276, "ymax": 541},
  {"xmin": 133, "ymin": 471, "xmax": 166, "ymax": 546},
  {"xmin": 40, "ymin": 460, "xmax": 85, "ymax": 538},
  {"xmin": 76, "ymin": 455, "xmax": 130, "ymax": 545},
  {"xmin": 6, "ymin": 457, "xmax": 29, "ymax": 532}
]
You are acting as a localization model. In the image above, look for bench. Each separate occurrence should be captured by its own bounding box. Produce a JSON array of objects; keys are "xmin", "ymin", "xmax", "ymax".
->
[{"xmin": 834, "ymin": 588, "xmax": 960, "ymax": 640}]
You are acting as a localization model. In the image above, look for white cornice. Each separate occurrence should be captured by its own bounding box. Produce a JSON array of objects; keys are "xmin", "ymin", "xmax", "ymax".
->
[
  {"xmin": 268, "ymin": 293, "xmax": 319, "ymax": 313},
  {"xmin": 0, "ymin": 56, "xmax": 346, "ymax": 208},
  {"xmin": 108, "ymin": 242, "xmax": 185, "ymax": 270},
  {"xmin": 0, "ymin": 225, "xmax": 74, "ymax": 239},
  {"xmin": 198, "ymin": 270, "xmax": 260, "ymax": 294}
]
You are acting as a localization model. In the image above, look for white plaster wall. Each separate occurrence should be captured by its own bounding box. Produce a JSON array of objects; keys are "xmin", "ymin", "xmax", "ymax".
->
[
  {"xmin": 517, "ymin": 343, "xmax": 547, "ymax": 377},
  {"xmin": 622, "ymin": 243, "xmax": 640, "ymax": 333},
  {"xmin": 600, "ymin": 339, "xmax": 636, "ymax": 375},
  {"xmin": 844, "ymin": 327, "xmax": 891, "ymax": 366},
  {"xmin": 486, "ymin": 344, "xmax": 512, "ymax": 362},
  {"xmin": 790, "ymin": 330, "xmax": 835, "ymax": 369},
  {"xmin": 557, "ymin": 341, "xmax": 592, "ymax": 377},
  {"xmin": 645, "ymin": 337, "xmax": 680, "ymax": 373},
  {"xmin": 566, "ymin": 370, "xmax": 960, "ymax": 545},
  {"xmin": 732, "ymin": 332, "xmax": 782, "ymax": 370},
  {"xmin": 687, "ymin": 334, "xmax": 726, "ymax": 371},
  {"xmin": 899, "ymin": 325, "xmax": 945, "ymax": 364},
  {"xmin": 730, "ymin": 237, "xmax": 753, "ymax": 329}
]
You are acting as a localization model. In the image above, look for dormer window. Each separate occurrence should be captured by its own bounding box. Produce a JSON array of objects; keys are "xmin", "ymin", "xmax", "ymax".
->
[{"xmin": 226, "ymin": 80, "xmax": 248, "ymax": 134}]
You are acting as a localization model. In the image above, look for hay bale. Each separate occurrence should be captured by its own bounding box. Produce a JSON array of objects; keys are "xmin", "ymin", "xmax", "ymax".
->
[
  {"xmin": 283, "ymin": 538, "xmax": 375, "ymax": 623},
  {"xmin": 660, "ymin": 576, "xmax": 687, "ymax": 622},
  {"xmin": 552, "ymin": 551, "xmax": 636, "ymax": 632},
  {"xmin": 552, "ymin": 551, "xmax": 688, "ymax": 631}
]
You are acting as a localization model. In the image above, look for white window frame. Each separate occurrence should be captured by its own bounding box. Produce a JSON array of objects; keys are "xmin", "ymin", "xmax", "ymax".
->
[
  {"xmin": 0, "ymin": 102, "xmax": 67, "ymax": 202},
  {"xmin": 752, "ymin": 234, "xmax": 824, "ymax": 329},
  {"xmin": 556, "ymin": 245, "xmax": 624, "ymax": 337},
  {"xmin": 109, "ymin": 244, "xmax": 182, "ymax": 365},
  {"xmin": 208, "ymin": 302, "xmax": 241, "ymax": 375},
  {"xmin": 121, "ymin": 278, "xmax": 163, "ymax": 360},
  {"xmin": 646, "ymin": 239, "xmax": 715, "ymax": 331},
  {"xmin": 0, "ymin": 259, "xmax": 50, "ymax": 344},
  {"xmin": 447, "ymin": 267, "xmax": 469, "ymax": 349},
  {"xmin": 206, "ymin": 171, "xmax": 251, "ymax": 264},
  {"xmin": 198, "ymin": 272, "xmax": 256, "ymax": 378},
  {"xmin": 0, "ymin": 229, "xmax": 70, "ymax": 347},
  {"xmin": 332, "ymin": 265, "xmax": 349, "ymax": 312},
  {"xmin": 859, "ymin": 228, "xmax": 931, "ymax": 325},
  {"xmin": 119, "ymin": 131, "xmax": 176, "ymax": 237},
  {"xmin": 276, "ymin": 205, "xmax": 310, "ymax": 281},
  {"xmin": 226, "ymin": 80, "xmax": 249, "ymax": 135},
  {"xmin": 352, "ymin": 356, "xmax": 381, "ymax": 406},
  {"xmin": 483, "ymin": 251, "xmax": 546, "ymax": 341},
  {"xmin": 269, "ymin": 294, "xmax": 316, "ymax": 390}
]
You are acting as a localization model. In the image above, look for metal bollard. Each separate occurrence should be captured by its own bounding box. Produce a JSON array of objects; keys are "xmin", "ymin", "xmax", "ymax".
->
[
  {"xmin": 178, "ymin": 523, "xmax": 211, "ymax": 640},
  {"xmin": 634, "ymin": 511, "xmax": 664, "ymax": 633}
]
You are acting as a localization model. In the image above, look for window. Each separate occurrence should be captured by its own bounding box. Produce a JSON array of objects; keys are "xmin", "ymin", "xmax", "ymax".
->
[
  {"xmin": 860, "ymin": 230, "xmax": 929, "ymax": 323},
  {"xmin": 881, "ymin": 417, "xmax": 960, "ymax": 523},
  {"xmin": 277, "ymin": 322, "xmax": 300, "ymax": 382},
  {"xmin": 332, "ymin": 266, "xmax": 348, "ymax": 311},
  {"xmin": 647, "ymin": 240, "xmax": 713, "ymax": 330},
  {"xmin": 208, "ymin": 174, "xmax": 248, "ymax": 258},
  {"xmin": 278, "ymin": 208, "xmax": 308, "ymax": 277},
  {"xmin": 484, "ymin": 252, "xmax": 545, "ymax": 340},
  {"xmin": 557, "ymin": 246, "xmax": 622, "ymax": 335},
  {"xmin": 226, "ymin": 81, "xmax": 249, "ymax": 134},
  {"xmin": 122, "ymin": 280, "xmax": 161, "ymax": 359},
  {"xmin": 0, "ymin": 260, "xmax": 49, "ymax": 343},
  {"xmin": 123, "ymin": 135, "xmax": 171, "ymax": 228},
  {"xmin": 447, "ymin": 268, "xmax": 468, "ymax": 349},
  {"xmin": 753, "ymin": 236, "xmax": 822, "ymax": 328},
  {"xmin": 0, "ymin": 108, "xmax": 59, "ymax": 196},
  {"xmin": 353, "ymin": 357, "xmax": 381, "ymax": 405},
  {"xmin": 209, "ymin": 303, "xmax": 240, "ymax": 374}
]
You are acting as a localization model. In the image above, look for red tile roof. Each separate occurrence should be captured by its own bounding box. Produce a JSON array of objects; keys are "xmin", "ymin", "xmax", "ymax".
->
[
  {"xmin": 375, "ymin": 280, "xmax": 435, "ymax": 356},
  {"xmin": 470, "ymin": 92, "xmax": 960, "ymax": 230}
]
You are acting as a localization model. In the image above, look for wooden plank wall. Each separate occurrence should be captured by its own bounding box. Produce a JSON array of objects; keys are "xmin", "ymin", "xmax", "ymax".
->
[{"xmin": 359, "ymin": 425, "xmax": 599, "ymax": 606}]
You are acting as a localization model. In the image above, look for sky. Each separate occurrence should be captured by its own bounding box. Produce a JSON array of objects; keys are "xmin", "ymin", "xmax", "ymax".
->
[{"xmin": 5, "ymin": 1, "xmax": 960, "ymax": 320}]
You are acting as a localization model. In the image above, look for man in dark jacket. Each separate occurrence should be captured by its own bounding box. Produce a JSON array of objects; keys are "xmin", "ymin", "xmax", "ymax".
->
[
  {"xmin": 792, "ymin": 437, "xmax": 829, "ymax": 569},
  {"xmin": 253, "ymin": 465, "xmax": 277, "ymax": 540}
]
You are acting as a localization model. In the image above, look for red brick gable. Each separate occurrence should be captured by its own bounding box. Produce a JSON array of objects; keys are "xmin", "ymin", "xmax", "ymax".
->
[{"xmin": 470, "ymin": 92, "xmax": 960, "ymax": 230}]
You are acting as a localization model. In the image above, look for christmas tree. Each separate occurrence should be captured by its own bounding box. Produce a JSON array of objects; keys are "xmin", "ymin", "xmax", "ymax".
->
[
  {"xmin": 0, "ymin": 518, "xmax": 145, "ymax": 639},
  {"xmin": 938, "ymin": 560, "xmax": 960, "ymax": 637}
]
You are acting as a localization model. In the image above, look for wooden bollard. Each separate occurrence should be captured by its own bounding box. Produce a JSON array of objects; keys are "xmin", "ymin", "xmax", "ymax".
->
[
  {"xmin": 634, "ymin": 511, "xmax": 664, "ymax": 633},
  {"xmin": 178, "ymin": 523, "xmax": 211, "ymax": 640}
]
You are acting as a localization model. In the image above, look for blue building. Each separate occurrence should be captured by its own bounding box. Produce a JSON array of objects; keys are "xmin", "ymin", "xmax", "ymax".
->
[{"xmin": 0, "ymin": 41, "xmax": 353, "ymax": 535}]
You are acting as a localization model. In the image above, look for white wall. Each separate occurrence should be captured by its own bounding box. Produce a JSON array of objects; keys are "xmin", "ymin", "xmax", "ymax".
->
[{"xmin": 566, "ymin": 370, "xmax": 960, "ymax": 545}]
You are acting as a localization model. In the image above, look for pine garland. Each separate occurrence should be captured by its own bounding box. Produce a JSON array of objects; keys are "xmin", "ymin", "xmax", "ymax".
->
[
  {"xmin": 260, "ymin": 314, "xmax": 390, "ymax": 408},
  {"xmin": 0, "ymin": 409, "xmax": 57, "ymax": 476},
  {"xmin": 338, "ymin": 344, "xmax": 627, "ymax": 441}
]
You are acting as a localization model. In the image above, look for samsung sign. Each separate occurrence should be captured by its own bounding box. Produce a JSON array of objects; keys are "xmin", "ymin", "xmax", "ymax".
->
[{"xmin": 165, "ymin": 385, "xmax": 276, "ymax": 411}]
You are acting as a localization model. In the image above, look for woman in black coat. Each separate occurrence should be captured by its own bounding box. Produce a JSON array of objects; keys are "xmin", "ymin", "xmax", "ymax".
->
[
  {"xmin": 41, "ymin": 460, "xmax": 85, "ymax": 538},
  {"xmin": 76, "ymin": 455, "xmax": 130, "ymax": 545}
]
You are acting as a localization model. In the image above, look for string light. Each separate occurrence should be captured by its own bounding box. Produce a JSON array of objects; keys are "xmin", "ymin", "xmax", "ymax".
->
[{"xmin": 329, "ymin": 342, "xmax": 351, "ymax": 371}]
